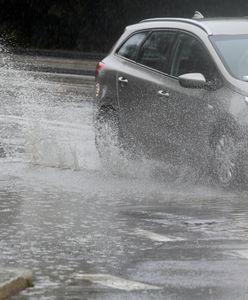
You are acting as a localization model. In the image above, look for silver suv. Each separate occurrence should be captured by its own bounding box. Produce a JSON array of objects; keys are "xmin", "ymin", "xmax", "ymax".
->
[{"xmin": 94, "ymin": 14, "xmax": 248, "ymax": 187}]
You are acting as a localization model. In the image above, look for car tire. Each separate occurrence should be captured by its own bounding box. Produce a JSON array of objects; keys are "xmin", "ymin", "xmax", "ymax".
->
[{"xmin": 211, "ymin": 133, "xmax": 241, "ymax": 188}]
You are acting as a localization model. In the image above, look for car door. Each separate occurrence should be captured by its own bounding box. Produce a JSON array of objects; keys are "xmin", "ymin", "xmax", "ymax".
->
[
  {"xmin": 117, "ymin": 30, "xmax": 178, "ymax": 158},
  {"xmin": 166, "ymin": 33, "xmax": 223, "ymax": 164}
]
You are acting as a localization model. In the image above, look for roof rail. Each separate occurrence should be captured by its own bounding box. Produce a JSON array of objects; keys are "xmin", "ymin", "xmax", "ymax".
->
[{"xmin": 139, "ymin": 18, "xmax": 212, "ymax": 35}]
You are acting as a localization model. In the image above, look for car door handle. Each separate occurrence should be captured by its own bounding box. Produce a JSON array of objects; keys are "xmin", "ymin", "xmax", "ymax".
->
[
  {"xmin": 118, "ymin": 77, "xmax": 128, "ymax": 84},
  {"xmin": 158, "ymin": 90, "xmax": 170, "ymax": 98}
]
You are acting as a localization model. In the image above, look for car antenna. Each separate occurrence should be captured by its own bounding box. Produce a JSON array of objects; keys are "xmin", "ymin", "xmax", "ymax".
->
[{"xmin": 192, "ymin": 11, "xmax": 204, "ymax": 19}]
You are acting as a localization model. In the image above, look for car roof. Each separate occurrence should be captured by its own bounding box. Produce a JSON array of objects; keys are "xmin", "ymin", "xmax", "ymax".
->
[{"xmin": 136, "ymin": 17, "xmax": 248, "ymax": 35}]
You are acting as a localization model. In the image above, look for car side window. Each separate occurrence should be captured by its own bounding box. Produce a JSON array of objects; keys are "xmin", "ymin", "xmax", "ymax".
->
[
  {"xmin": 117, "ymin": 32, "xmax": 148, "ymax": 61},
  {"xmin": 172, "ymin": 34, "xmax": 218, "ymax": 83},
  {"xmin": 137, "ymin": 31, "xmax": 176, "ymax": 74}
]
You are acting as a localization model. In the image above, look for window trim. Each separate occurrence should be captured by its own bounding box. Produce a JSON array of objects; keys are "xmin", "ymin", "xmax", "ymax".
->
[{"xmin": 115, "ymin": 28, "xmax": 223, "ymax": 86}]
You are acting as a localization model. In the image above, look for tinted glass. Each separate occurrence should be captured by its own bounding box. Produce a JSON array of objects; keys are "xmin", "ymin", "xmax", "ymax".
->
[
  {"xmin": 138, "ymin": 31, "xmax": 176, "ymax": 73},
  {"xmin": 172, "ymin": 34, "xmax": 216, "ymax": 82},
  {"xmin": 211, "ymin": 35, "xmax": 248, "ymax": 81},
  {"xmin": 117, "ymin": 32, "xmax": 148, "ymax": 61}
]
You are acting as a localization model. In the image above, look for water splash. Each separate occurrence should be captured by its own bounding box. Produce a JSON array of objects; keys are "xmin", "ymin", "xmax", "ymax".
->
[
  {"xmin": 0, "ymin": 46, "xmax": 99, "ymax": 170},
  {"xmin": 0, "ymin": 45, "xmax": 227, "ymax": 187},
  {"xmin": 95, "ymin": 119, "xmax": 205, "ymax": 185}
]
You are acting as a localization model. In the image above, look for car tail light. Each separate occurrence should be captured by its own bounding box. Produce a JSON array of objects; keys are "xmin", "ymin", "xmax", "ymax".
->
[{"xmin": 95, "ymin": 62, "xmax": 105, "ymax": 77}]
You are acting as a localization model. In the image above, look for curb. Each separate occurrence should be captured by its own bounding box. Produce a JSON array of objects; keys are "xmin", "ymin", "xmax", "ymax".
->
[{"xmin": 0, "ymin": 268, "xmax": 33, "ymax": 300}]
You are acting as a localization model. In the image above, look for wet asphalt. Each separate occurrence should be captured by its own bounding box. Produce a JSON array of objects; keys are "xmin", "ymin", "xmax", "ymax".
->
[{"xmin": 0, "ymin": 59, "xmax": 248, "ymax": 299}]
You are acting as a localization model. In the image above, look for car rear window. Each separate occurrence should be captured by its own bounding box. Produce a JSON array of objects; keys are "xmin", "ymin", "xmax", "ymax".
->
[{"xmin": 117, "ymin": 32, "xmax": 148, "ymax": 61}]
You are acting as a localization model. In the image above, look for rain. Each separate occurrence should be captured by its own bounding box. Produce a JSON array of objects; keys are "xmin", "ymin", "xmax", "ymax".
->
[{"xmin": 1, "ymin": 2, "xmax": 248, "ymax": 300}]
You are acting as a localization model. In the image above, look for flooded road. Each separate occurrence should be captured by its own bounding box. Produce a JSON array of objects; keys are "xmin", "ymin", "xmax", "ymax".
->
[{"xmin": 0, "ymin": 54, "xmax": 248, "ymax": 299}]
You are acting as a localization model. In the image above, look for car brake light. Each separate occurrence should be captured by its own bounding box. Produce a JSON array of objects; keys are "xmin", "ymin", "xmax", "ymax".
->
[{"xmin": 95, "ymin": 62, "xmax": 105, "ymax": 77}]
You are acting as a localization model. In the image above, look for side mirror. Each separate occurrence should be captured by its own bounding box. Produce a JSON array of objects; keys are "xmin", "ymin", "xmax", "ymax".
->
[{"xmin": 179, "ymin": 73, "xmax": 206, "ymax": 89}]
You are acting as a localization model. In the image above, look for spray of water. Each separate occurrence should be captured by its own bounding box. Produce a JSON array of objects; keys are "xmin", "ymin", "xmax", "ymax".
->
[
  {"xmin": 0, "ymin": 45, "xmax": 99, "ymax": 171},
  {"xmin": 95, "ymin": 116, "xmax": 207, "ymax": 185},
  {"xmin": 0, "ymin": 48, "xmax": 203, "ymax": 186}
]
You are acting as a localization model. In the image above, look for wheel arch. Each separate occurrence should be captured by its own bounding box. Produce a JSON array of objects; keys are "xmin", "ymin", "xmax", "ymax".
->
[
  {"xmin": 94, "ymin": 97, "xmax": 119, "ymax": 124},
  {"xmin": 209, "ymin": 114, "xmax": 242, "ymax": 149},
  {"xmin": 98, "ymin": 103, "xmax": 116, "ymax": 113}
]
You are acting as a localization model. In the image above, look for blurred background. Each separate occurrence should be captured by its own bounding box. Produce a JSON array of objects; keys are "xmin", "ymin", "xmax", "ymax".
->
[{"xmin": 0, "ymin": 0, "xmax": 248, "ymax": 54}]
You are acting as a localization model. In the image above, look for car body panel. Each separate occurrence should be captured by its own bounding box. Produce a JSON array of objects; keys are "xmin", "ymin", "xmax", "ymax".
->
[{"xmin": 117, "ymin": 59, "xmax": 164, "ymax": 152}]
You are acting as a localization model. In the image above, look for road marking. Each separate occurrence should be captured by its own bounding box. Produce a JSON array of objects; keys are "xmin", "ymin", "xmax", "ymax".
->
[
  {"xmin": 233, "ymin": 250, "xmax": 248, "ymax": 259},
  {"xmin": 74, "ymin": 274, "xmax": 161, "ymax": 291},
  {"xmin": 135, "ymin": 229, "xmax": 185, "ymax": 242}
]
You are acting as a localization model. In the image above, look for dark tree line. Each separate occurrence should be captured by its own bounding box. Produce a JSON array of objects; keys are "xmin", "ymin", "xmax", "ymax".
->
[{"xmin": 0, "ymin": 0, "xmax": 248, "ymax": 53}]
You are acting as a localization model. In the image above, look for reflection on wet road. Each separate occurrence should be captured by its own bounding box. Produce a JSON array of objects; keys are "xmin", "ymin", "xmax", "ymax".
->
[{"xmin": 0, "ymin": 56, "xmax": 248, "ymax": 299}]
